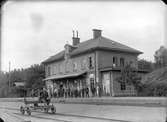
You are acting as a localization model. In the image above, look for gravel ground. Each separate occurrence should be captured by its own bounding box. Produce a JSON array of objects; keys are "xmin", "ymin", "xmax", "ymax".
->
[{"xmin": 0, "ymin": 101, "xmax": 166, "ymax": 122}]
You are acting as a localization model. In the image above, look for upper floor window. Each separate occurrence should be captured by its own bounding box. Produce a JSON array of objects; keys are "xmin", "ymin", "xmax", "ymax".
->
[
  {"xmin": 88, "ymin": 56, "xmax": 93, "ymax": 69},
  {"xmin": 47, "ymin": 66, "xmax": 51, "ymax": 76},
  {"xmin": 73, "ymin": 62, "xmax": 77, "ymax": 71},
  {"xmin": 129, "ymin": 61, "xmax": 134, "ymax": 67},
  {"xmin": 120, "ymin": 57, "xmax": 125, "ymax": 67},
  {"xmin": 65, "ymin": 61, "xmax": 71, "ymax": 73},
  {"xmin": 53, "ymin": 65, "xmax": 56, "ymax": 75},
  {"xmin": 113, "ymin": 57, "xmax": 118, "ymax": 67},
  {"xmin": 59, "ymin": 64, "xmax": 64, "ymax": 74},
  {"xmin": 81, "ymin": 58, "xmax": 87, "ymax": 70}
]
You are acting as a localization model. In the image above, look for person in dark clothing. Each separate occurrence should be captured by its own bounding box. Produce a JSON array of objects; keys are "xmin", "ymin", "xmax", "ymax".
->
[
  {"xmin": 86, "ymin": 87, "xmax": 89, "ymax": 97},
  {"xmin": 81, "ymin": 88, "xmax": 84, "ymax": 97},
  {"xmin": 39, "ymin": 88, "xmax": 50, "ymax": 105},
  {"xmin": 67, "ymin": 88, "xmax": 71, "ymax": 97}
]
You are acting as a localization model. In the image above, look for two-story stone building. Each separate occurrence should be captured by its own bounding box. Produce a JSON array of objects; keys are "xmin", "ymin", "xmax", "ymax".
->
[{"xmin": 42, "ymin": 29, "xmax": 144, "ymax": 97}]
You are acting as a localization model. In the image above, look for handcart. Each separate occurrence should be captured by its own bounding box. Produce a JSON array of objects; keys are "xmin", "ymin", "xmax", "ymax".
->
[{"xmin": 20, "ymin": 88, "xmax": 56, "ymax": 115}]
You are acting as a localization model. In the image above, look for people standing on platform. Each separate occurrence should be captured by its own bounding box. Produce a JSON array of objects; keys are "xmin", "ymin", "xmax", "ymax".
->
[
  {"xmin": 86, "ymin": 87, "xmax": 89, "ymax": 97},
  {"xmin": 81, "ymin": 87, "xmax": 85, "ymax": 98},
  {"xmin": 96, "ymin": 85, "xmax": 99, "ymax": 97},
  {"xmin": 77, "ymin": 85, "xmax": 80, "ymax": 97},
  {"xmin": 70, "ymin": 85, "xmax": 73, "ymax": 98},
  {"xmin": 74, "ymin": 86, "xmax": 77, "ymax": 98},
  {"xmin": 64, "ymin": 85, "xmax": 67, "ymax": 98},
  {"xmin": 54, "ymin": 87, "xmax": 58, "ymax": 98},
  {"xmin": 67, "ymin": 87, "xmax": 71, "ymax": 98},
  {"xmin": 99, "ymin": 86, "xmax": 102, "ymax": 97}
]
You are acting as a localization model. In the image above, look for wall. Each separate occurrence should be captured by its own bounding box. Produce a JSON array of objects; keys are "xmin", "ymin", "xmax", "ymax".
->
[
  {"xmin": 98, "ymin": 50, "xmax": 139, "ymax": 96},
  {"xmin": 98, "ymin": 50, "xmax": 138, "ymax": 69},
  {"xmin": 45, "ymin": 52, "xmax": 95, "ymax": 77}
]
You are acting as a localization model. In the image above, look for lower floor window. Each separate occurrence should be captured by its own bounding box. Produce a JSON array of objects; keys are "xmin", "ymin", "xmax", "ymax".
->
[{"xmin": 120, "ymin": 82, "xmax": 126, "ymax": 90}]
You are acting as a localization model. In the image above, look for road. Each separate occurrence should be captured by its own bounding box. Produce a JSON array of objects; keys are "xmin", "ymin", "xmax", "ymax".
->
[{"xmin": 0, "ymin": 101, "xmax": 166, "ymax": 122}]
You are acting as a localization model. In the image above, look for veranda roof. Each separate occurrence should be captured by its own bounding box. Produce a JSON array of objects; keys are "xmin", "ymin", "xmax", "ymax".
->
[{"xmin": 43, "ymin": 71, "xmax": 86, "ymax": 81}]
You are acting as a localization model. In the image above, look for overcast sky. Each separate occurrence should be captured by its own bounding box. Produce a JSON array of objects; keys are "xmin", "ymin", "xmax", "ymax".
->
[{"xmin": 1, "ymin": 1, "xmax": 166, "ymax": 72}]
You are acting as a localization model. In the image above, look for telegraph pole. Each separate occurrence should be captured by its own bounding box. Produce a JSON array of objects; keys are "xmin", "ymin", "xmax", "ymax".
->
[{"xmin": 8, "ymin": 61, "xmax": 11, "ymax": 92}]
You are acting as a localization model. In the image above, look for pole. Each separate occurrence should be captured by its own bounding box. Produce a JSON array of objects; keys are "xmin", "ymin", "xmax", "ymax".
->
[{"xmin": 8, "ymin": 61, "xmax": 11, "ymax": 91}]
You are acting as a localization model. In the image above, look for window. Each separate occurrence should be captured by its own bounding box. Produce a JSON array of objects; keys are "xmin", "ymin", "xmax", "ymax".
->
[
  {"xmin": 113, "ymin": 57, "xmax": 118, "ymax": 67},
  {"xmin": 73, "ymin": 62, "xmax": 77, "ymax": 71},
  {"xmin": 59, "ymin": 64, "xmax": 64, "ymax": 74},
  {"xmin": 129, "ymin": 61, "xmax": 134, "ymax": 67},
  {"xmin": 47, "ymin": 66, "xmax": 51, "ymax": 76},
  {"xmin": 66, "ymin": 61, "xmax": 71, "ymax": 73},
  {"xmin": 53, "ymin": 64, "xmax": 57, "ymax": 75},
  {"xmin": 120, "ymin": 82, "xmax": 126, "ymax": 90},
  {"xmin": 88, "ymin": 56, "xmax": 93, "ymax": 69},
  {"xmin": 120, "ymin": 58, "xmax": 125, "ymax": 67}
]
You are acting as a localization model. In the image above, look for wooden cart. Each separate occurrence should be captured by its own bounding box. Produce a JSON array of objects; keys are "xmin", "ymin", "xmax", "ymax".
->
[{"xmin": 20, "ymin": 88, "xmax": 56, "ymax": 115}]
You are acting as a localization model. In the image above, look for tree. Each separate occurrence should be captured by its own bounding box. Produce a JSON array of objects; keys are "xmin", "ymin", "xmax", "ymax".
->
[
  {"xmin": 154, "ymin": 46, "xmax": 167, "ymax": 68},
  {"xmin": 138, "ymin": 59, "xmax": 154, "ymax": 72},
  {"xmin": 0, "ymin": 72, "xmax": 9, "ymax": 97},
  {"xmin": 117, "ymin": 64, "xmax": 143, "ymax": 94},
  {"xmin": 0, "ymin": 64, "xmax": 45, "ymax": 97},
  {"xmin": 24, "ymin": 64, "xmax": 45, "ymax": 89}
]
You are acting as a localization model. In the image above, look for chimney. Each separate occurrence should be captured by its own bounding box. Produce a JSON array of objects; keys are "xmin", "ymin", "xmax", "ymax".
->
[
  {"xmin": 72, "ymin": 30, "xmax": 80, "ymax": 46},
  {"xmin": 93, "ymin": 29, "xmax": 102, "ymax": 39}
]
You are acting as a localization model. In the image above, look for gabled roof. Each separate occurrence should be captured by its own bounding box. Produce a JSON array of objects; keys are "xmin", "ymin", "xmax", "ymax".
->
[
  {"xmin": 42, "ymin": 50, "xmax": 65, "ymax": 64},
  {"xmin": 42, "ymin": 36, "xmax": 142, "ymax": 64}
]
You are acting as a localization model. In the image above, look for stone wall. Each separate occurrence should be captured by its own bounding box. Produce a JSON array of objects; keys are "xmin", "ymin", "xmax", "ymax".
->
[{"xmin": 45, "ymin": 52, "xmax": 95, "ymax": 77}]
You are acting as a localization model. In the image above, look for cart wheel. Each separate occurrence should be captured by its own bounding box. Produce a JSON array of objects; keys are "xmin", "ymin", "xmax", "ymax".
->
[
  {"xmin": 51, "ymin": 105, "xmax": 56, "ymax": 114},
  {"xmin": 20, "ymin": 106, "xmax": 25, "ymax": 115},
  {"xmin": 26, "ymin": 107, "xmax": 31, "ymax": 115}
]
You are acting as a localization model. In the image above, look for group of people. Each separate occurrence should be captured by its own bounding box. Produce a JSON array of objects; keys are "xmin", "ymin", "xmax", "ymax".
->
[
  {"xmin": 53, "ymin": 86, "xmax": 90, "ymax": 98},
  {"xmin": 31, "ymin": 83, "xmax": 102, "ymax": 101},
  {"xmin": 52, "ymin": 83, "xmax": 102, "ymax": 98}
]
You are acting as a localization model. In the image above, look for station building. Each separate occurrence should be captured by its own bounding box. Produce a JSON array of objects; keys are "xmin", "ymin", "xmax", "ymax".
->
[{"xmin": 42, "ymin": 29, "xmax": 145, "ymax": 97}]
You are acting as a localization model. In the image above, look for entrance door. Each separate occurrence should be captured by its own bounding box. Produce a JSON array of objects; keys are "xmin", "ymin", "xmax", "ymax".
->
[{"xmin": 102, "ymin": 72, "xmax": 111, "ymax": 96}]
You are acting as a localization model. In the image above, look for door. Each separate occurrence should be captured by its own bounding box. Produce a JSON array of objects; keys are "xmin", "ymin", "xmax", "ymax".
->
[{"xmin": 102, "ymin": 72, "xmax": 111, "ymax": 96}]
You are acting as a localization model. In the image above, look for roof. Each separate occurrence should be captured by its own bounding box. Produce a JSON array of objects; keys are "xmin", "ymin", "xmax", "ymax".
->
[
  {"xmin": 99, "ymin": 66, "xmax": 148, "ymax": 73},
  {"xmin": 43, "ymin": 71, "xmax": 86, "ymax": 81},
  {"xmin": 42, "ymin": 36, "xmax": 142, "ymax": 64},
  {"xmin": 42, "ymin": 50, "xmax": 65, "ymax": 64}
]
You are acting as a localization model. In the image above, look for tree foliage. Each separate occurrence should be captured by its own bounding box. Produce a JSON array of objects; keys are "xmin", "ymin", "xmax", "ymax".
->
[
  {"xmin": 138, "ymin": 59, "xmax": 154, "ymax": 72},
  {"xmin": 0, "ymin": 64, "xmax": 45, "ymax": 97},
  {"xmin": 154, "ymin": 46, "xmax": 167, "ymax": 68},
  {"xmin": 117, "ymin": 64, "xmax": 143, "ymax": 94}
]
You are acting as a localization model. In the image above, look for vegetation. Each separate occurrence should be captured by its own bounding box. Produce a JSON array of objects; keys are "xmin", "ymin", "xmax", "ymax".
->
[
  {"xmin": 117, "ymin": 45, "xmax": 167, "ymax": 96},
  {"xmin": 154, "ymin": 46, "xmax": 167, "ymax": 68},
  {"xmin": 0, "ymin": 64, "xmax": 45, "ymax": 97},
  {"xmin": 117, "ymin": 64, "xmax": 144, "ymax": 95},
  {"xmin": 141, "ymin": 67, "xmax": 167, "ymax": 96},
  {"xmin": 138, "ymin": 59, "xmax": 154, "ymax": 72}
]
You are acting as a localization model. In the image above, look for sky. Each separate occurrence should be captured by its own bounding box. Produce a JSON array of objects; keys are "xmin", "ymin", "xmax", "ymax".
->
[{"xmin": 1, "ymin": 1, "xmax": 166, "ymax": 72}]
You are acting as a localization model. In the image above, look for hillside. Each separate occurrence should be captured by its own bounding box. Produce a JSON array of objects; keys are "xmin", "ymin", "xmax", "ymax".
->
[{"xmin": 142, "ymin": 67, "xmax": 167, "ymax": 85}]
